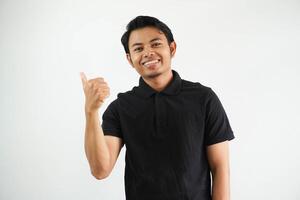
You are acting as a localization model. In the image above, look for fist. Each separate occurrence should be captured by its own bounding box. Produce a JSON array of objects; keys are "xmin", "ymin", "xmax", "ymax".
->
[{"xmin": 80, "ymin": 72, "xmax": 110, "ymax": 113}]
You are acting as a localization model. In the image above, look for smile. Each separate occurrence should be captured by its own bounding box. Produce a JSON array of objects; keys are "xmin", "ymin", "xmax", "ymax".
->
[{"xmin": 142, "ymin": 59, "xmax": 161, "ymax": 67}]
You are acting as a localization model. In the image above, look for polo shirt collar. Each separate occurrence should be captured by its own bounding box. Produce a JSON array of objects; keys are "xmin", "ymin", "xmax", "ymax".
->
[{"xmin": 137, "ymin": 69, "xmax": 182, "ymax": 98}]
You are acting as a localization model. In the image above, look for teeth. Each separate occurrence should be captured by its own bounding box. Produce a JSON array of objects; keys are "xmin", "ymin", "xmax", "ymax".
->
[{"xmin": 143, "ymin": 59, "xmax": 159, "ymax": 67}]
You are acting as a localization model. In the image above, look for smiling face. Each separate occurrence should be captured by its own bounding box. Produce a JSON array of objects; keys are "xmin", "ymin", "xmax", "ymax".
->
[{"xmin": 126, "ymin": 26, "xmax": 176, "ymax": 79}]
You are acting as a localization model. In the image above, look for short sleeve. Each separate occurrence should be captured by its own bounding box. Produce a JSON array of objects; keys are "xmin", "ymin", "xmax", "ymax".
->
[
  {"xmin": 101, "ymin": 100, "xmax": 123, "ymax": 139},
  {"xmin": 204, "ymin": 88, "xmax": 235, "ymax": 146}
]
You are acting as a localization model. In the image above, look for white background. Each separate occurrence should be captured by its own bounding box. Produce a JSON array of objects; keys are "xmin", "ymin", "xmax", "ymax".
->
[{"xmin": 1, "ymin": 0, "xmax": 299, "ymax": 199}]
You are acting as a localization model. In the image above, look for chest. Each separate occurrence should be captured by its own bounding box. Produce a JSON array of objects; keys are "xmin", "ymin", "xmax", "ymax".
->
[{"xmin": 119, "ymin": 95, "xmax": 206, "ymax": 153}]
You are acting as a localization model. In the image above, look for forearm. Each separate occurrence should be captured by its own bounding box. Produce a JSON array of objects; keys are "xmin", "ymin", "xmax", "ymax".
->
[
  {"xmin": 211, "ymin": 167, "xmax": 230, "ymax": 200},
  {"xmin": 84, "ymin": 110, "xmax": 110, "ymax": 178}
]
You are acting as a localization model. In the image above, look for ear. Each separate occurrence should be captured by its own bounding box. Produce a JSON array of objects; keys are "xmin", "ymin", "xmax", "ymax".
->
[
  {"xmin": 169, "ymin": 41, "xmax": 177, "ymax": 58},
  {"xmin": 126, "ymin": 53, "xmax": 135, "ymax": 68}
]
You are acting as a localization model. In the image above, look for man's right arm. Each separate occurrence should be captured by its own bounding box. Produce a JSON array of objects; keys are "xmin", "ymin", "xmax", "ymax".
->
[
  {"xmin": 80, "ymin": 72, "xmax": 123, "ymax": 180},
  {"xmin": 84, "ymin": 110, "xmax": 123, "ymax": 180}
]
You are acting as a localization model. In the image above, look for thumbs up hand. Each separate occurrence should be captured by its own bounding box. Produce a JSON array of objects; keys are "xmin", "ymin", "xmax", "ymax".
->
[{"xmin": 80, "ymin": 72, "xmax": 110, "ymax": 113}]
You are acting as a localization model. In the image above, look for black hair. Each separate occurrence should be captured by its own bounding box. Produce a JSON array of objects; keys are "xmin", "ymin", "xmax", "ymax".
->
[{"xmin": 121, "ymin": 15, "xmax": 174, "ymax": 54}]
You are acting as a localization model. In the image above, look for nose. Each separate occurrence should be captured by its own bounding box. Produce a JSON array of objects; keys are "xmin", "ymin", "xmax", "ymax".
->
[{"xmin": 143, "ymin": 45, "xmax": 155, "ymax": 58}]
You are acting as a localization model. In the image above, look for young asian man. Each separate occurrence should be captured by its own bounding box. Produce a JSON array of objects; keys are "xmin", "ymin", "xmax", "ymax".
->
[{"xmin": 81, "ymin": 15, "xmax": 235, "ymax": 200}]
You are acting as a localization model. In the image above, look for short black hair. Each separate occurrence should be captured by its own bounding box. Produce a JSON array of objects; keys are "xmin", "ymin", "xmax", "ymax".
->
[{"xmin": 121, "ymin": 15, "xmax": 175, "ymax": 54}]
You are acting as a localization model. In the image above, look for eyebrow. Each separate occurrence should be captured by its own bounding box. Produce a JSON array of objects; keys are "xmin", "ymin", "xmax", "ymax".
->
[{"xmin": 131, "ymin": 38, "xmax": 162, "ymax": 48}]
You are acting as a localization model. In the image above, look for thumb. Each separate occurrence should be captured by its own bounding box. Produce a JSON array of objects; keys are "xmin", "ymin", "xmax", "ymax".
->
[{"xmin": 80, "ymin": 72, "xmax": 88, "ymax": 87}]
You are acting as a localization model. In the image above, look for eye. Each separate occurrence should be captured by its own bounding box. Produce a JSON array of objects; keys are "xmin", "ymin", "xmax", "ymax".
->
[
  {"xmin": 134, "ymin": 47, "xmax": 143, "ymax": 52},
  {"xmin": 152, "ymin": 42, "xmax": 162, "ymax": 47}
]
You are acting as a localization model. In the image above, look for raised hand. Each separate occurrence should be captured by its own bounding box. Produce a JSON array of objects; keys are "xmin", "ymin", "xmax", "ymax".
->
[{"xmin": 80, "ymin": 72, "xmax": 110, "ymax": 113}]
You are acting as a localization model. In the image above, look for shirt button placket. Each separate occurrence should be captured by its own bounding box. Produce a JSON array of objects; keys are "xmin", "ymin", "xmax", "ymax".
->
[{"xmin": 154, "ymin": 93, "xmax": 163, "ymax": 138}]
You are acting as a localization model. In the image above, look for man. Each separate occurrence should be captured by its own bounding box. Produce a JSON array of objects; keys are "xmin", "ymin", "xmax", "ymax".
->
[{"xmin": 80, "ymin": 15, "xmax": 235, "ymax": 200}]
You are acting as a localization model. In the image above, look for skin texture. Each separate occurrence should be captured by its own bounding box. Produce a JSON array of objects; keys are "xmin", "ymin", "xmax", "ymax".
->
[
  {"xmin": 126, "ymin": 26, "xmax": 176, "ymax": 92},
  {"xmin": 207, "ymin": 141, "xmax": 231, "ymax": 200},
  {"xmin": 80, "ymin": 73, "xmax": 110, "ymax": 113},
  {"xmin": 80, "ymin": 72, "xmax": 123, "ymax": 179}
]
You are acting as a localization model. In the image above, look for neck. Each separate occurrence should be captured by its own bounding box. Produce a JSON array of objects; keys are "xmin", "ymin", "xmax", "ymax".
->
[{"xmin": 143, "ymin": 69, "xmax": 173, "ymax": 92}]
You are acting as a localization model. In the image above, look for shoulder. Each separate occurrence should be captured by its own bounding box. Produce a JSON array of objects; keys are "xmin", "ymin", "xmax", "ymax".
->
[
  {"xmin": 106, "ymin": 86, "xmax": 140, "ymax": 110},
  {"xmin": 115, "ymin": 86, "xmax": 140, "ymax": 104},
  {"xmin": 181, "ymin": 79, "xmax": 213, "ymax": 98},
  {"xmin": 116, "ymin": 87, "xmax": 136, "ymax": 99}
]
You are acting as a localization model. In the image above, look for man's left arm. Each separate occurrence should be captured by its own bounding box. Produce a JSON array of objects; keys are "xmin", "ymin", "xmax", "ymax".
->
[{"xmin": 207, "ymin": 141, "xmax": 231, "ymax": 200}]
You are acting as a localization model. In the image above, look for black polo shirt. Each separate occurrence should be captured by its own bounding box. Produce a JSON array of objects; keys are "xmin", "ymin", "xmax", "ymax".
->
[{"xmin": 101, "ymin": 69, "xmax": 234, "ymax": 200}]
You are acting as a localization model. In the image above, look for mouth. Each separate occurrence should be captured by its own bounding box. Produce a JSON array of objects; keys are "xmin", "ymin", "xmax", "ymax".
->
[{"xmin": 142, "ymin": 59, "xmax": 161, "ymax": 68}]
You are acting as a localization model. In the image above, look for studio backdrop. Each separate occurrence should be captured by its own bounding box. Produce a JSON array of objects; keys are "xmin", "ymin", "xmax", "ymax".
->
[{"xmin": 0, "ymin": 0, "xmax": 299, "ymax": 199}]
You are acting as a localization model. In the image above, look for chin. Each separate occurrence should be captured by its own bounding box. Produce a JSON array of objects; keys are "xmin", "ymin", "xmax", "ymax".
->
[
  {"xmin": 145, "ymin": 71, "xmax": 162, "ymax": 79},
  {"xmin": 144, "ymin": 65, "xmax": 165, "ymax": 78}
]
